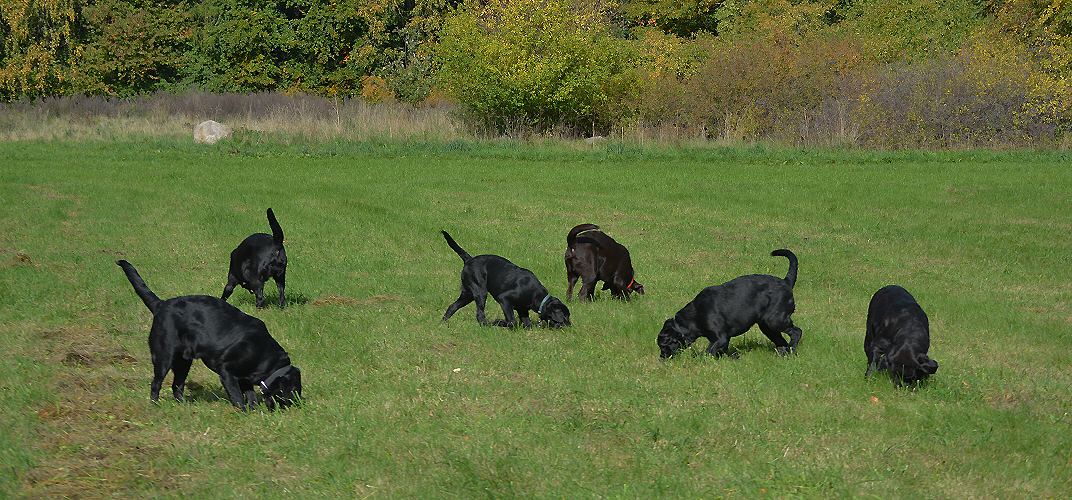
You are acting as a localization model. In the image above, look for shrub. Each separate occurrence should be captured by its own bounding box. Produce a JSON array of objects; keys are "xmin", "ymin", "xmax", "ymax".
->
[
  {"xmin": 851, "ymin": 33, "xmax": 1071, "ymax": 148},
  {"xmin": 435, "ymin": 0, "xmax": 631, "ymax": 136}
]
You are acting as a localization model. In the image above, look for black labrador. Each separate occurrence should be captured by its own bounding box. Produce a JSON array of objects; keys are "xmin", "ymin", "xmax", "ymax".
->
[
  {"xmin": 441, "ymin": 231, "xmax": 570, "ymax": 328},
  {"xmin": 565, "ymin": 223, "xmax": 645, "ymax": 300},
  {"xmin": 658, "ymin": 249, "xmax": 802, "ymax": 358},
  {"xmin": 864, "ymin": 285, "xmax": 938, "ymax": 386},
  {"xmin": 222, "ymin": 207, "xmax": 287, "ymax": 308},
  {"xmin": 117, "ymin": 260, "xmax": 301, "ymax": 411}
]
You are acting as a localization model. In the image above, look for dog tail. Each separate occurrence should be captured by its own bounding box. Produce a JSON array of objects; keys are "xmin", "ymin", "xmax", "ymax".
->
[
  {"xmin": 441, "ymin": 231, "xmax": 472, "ymax": 262},
  {"xmin": 771, "ymin": 249, "xmax": 798, "ymax": 288},
  {"xmin": 566, "ymin": 224, "xmax": 600, "ymax": 249},
  {"xmin": 115, "ymin": 260, "xmax": 162, "ymax": 314},
  {"xmin": 267, "ymin": 208, "xmax": 284, "ymax": 245}
]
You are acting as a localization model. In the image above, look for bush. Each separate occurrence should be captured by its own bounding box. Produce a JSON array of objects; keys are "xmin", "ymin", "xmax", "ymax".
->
[
  {"xmin": 435, "ymin": 0, "xmax": 631, "ymax": 136},
  {"xmin": 851, "ymin": 33, "xmax": 1071, "ymax": 148}
]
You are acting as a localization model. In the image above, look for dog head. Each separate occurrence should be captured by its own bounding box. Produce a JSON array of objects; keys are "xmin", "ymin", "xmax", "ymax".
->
[
  {"xmin": 627, "ymin": 279, "xmax": 645, "ymax": 297},
  {"xmin": 880, "ymin": 348, "xmax": 938, "ymax": 386},
  {"xmin": 657, "ymin": 317, "xmax": 688, "ymax": 358},
  {"xmin": 894, "ymin": 354, "xmax": 938, "ymax": 386},
  {"xmin": 260, "ymin": 365, "xmax": 302, "ymax": 410},
  {"xmin": 538, "ymin": 296, "xmax": 571, "ymax": 328}
]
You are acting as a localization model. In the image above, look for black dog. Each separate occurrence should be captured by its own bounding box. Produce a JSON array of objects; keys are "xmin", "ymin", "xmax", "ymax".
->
[
  {"xmin": 222, "ymin": 207, "xmax": 287, "ymax": 308},
  {"xmin": 441, "ymin": 231, "xmax": 570, "ymax": 328},
  {"xmin": 658, "ymin": 249, "xmax": 802, "ymax": 358},
  {"xmin": 565, "ymin": 223, "xmax": 645, "ymax": 300},
  {"xmin": 117, "ymin": 260, "xmax": 301, "ymax": 411},
  {"xmin": 864, "ymin": 285, "xmax": 938, "ymax": 386}
]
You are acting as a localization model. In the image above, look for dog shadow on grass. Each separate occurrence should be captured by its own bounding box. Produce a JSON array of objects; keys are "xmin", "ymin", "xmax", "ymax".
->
[
  {"xmin": 679, "ymin": 337, "xmax": 792, "ymax": 359},
  {"xmin": 227, "ymin": 290, "xmax": 311, "ymax": 309},
  {"xmin": 182, "ymin": 380, "xmax": 231, "ymax": 404}
]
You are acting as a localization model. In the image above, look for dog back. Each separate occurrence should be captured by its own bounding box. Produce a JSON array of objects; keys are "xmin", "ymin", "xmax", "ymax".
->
[{"xmin": 865, "ymin": 285, "xmax": 937, "ymax": 383}]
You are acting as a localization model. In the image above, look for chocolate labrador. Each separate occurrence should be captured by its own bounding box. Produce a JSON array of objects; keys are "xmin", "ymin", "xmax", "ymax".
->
[{"xmin": 565, "ymin": 223, "xmax": 644, "ymax": 300}]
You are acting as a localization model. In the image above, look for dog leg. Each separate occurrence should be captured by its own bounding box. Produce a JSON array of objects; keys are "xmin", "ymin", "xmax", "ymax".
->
[
  {"xmin": 517, "ymin": 309, "xmax": 533, "ymax": 329},
  {"xmin": 221, "ymin": 274, "xmax": 239, "ymax": 301},
  {"xmin": 705, "ymin": 336, "xmax": 731, "ymax": 357},
  {"xmin": 170, "ymin": 357, "xmax": 194, "ymax": 402},
  {"xmin": 496, "ymin": 300, "xmax": 518, "ymax": 328},
  {"xmin": 253, "ymin": 282, "xmax": 266, "ymax": 309},
  {"xmin": 566, "ymin": 272, "xmax": 579, "ymax": 300},
  {"xmin": 442, "ymin": 289, "xmax": 474, "ymax": 322},
  {"xmin": 149, "ymin": 364, "xmax": 170, "ymax": 403},
  {"xmin": 865, "ymin": 360, "xmax": 879, "ymax": 377},
  {"xmin": 758, "ymin": 323, "xmax": 792, "ymax": 355},
  {"xmin": 579, "ymin": 278, "xmax": 598, "ymax": 301},
  {"xmin": 149, "ymin": 346, "xmax": 178, "ymax": 403},
  {"xmin": 275, "ymin": 273, "xmax": 286, "ymax": 308},
  {"xmin": 473, "ymin": 293, "xmax": 491, "ymax": 326},
  {"xmin": 785, "ymin": 324, "xmax": 802, "ymax": 350},
  {"xmin": 218, "ymin": 374, "xmax": 248, "ymax": 411},
  {"xmin": 243, "ymin": 387, "xmax": 259, "ymax": 409}
]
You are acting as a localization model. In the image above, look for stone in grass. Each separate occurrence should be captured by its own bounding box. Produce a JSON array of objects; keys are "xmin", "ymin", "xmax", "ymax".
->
[{"xmin": 194, "ymin": 120, "xmax": 233, "ymax": 144}]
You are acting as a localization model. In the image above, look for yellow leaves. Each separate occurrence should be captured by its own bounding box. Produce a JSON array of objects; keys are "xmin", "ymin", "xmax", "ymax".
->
[
  {"xmin": 436, "ymin": 0, "xmax": 626, "ymax": 130},
  {"xmin": 0, "ymin": 0, "xmax": 82, "ymax": 97}
]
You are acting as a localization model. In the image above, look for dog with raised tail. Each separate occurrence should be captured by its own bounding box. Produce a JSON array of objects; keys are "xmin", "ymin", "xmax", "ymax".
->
[
  {"xmin": 441, "ymin": 231, "xmax": 570, "ymax": 328},
  {"xmin": 221, "ymin": 207, "xmax": 287, "ymax": 308},
  {"xmin": 658, "ymin": 249, "xmax": 802, "ymax": 358},
  {"xmin": 117, "ymin": 259, "xmax": 301, "ymax": 411}
]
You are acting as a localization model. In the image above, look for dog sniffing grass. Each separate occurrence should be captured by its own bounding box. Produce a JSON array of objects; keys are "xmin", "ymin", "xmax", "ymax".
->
[{"xmin": 2, "ymin": 140, "xmax": 1070, "ymax": 499}]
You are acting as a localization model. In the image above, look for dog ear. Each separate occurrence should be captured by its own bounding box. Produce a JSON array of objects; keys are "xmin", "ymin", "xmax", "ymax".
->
[
  {"xmin": 657, "ymin": 318, "xmax": 685, "ymax": 358},
  {"xmin": 263, "ymin": 367, "xmax": 302, "ymax": 410},
  {"xmin": 918, "ymin": 355, "xmax": 938, "ymax": 375}
]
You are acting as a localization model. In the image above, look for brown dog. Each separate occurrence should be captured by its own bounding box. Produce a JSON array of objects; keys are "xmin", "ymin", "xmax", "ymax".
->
[{"xmin": 565, "ymin": 224, "xmax": 644, "ymax": 300}]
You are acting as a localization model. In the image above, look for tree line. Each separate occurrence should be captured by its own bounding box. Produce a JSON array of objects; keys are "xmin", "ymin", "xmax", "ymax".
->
[{"xmin": 2, "ymin": 0, "xmax": 1071, "ymax": 146}]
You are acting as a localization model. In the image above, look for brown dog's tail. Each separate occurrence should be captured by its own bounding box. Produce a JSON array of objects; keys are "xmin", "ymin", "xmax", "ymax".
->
[
  {"xmin": 566, "ymin": 224, "xmax": 600, "ymax": 250},
  {"xmin": 115, "ymin": 260, "xmax": 162, "ymax": 314},
  {"xmin": 267, "ymin": 208, "xmax": 284, "ymax": 245},
  {"xmin": 441, "ymin": 231, "xmax": 472, "ymax": 262},
  {"xmin": 771, "ymin": 249, "xmax": 798, "ymax": 288}
]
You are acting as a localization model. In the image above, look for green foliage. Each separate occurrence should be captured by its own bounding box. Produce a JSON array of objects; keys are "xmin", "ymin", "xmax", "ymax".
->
[
  {"xmin": 0, "ymin": 0, "xmax": 82, "ymax": 98},
  {"xmin": 622, "ymin": 0, "xmax": 724, "ymax": 36},
  {"xmin": 436, "ymin": 0, "xmax": 632, "ymax": 134},
  {"xmin": 70, "ymin": 0, "xmax": 194, "ymax": 96},
  {"xmin": 187, "ymin": 0, "xmax": 296, "ymax": 92},
  {"xmin": 830, "ymin": 0, "xmax": 990, "ymax": 61}
]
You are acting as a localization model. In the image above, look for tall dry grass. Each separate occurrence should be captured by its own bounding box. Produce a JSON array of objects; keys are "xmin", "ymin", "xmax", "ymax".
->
[{"xmin": 0, "ymin": 91, "xmax": 464, "ymax": 143}]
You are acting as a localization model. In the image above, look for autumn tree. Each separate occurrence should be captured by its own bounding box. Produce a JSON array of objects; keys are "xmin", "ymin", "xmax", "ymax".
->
[{"xmin": 0, "ymin": 0, "xmax": 82, "ymax": 98}]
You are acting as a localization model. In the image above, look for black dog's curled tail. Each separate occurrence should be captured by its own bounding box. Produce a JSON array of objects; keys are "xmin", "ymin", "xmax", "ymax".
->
[
  {"xmin": 115, "ymin": 260, "xmax": 162, "ymax": 314},
  {"xmin": 267, "ymin": 208, "xmax": 284, "ymax": 245},
  {"xmin": 771, "ymin": 249, "xmax": 798, "ymax": 288},
  {"xmin": 566, "ymin": 223, "xmax": 600, "ymax": 250},
  {"xmin": 441, "ymin": 231, "xmax": 472, "ymax": 262}
]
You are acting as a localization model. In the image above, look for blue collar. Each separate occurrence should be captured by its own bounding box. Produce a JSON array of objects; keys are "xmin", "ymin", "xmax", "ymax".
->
[{"xmin": 538, "ymin": 295, "xmax": 552, "ymax": 315}]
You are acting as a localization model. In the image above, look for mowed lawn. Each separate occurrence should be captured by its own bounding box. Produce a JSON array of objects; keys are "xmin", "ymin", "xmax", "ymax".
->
[{"xmin": 1, "ymin": 139, "xmax": 1070, "ymax": 499}]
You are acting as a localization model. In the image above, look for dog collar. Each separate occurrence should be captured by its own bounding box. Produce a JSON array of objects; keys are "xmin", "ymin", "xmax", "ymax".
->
[
  {"xmin": 538, "ymin": 295, "xmax": 552, "ymax": 315},
  {"xmin": 259, "ymin": 365, "xmax": 292, "ymax": 393},
  {"xmin": 627, "ymin": 278, "xmax": 635, "ymax": 290}
]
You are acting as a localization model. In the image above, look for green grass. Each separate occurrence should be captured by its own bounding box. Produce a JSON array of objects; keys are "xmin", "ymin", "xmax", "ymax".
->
[{"xmin": 1, "ymin": 138, "xmax": 1071, "ymax": 499}]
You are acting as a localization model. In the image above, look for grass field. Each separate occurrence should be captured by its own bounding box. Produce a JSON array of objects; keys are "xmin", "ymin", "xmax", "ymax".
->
[{"xmin": 1, "ymin": 137, "xmax": 1070, "ymax": 499}]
